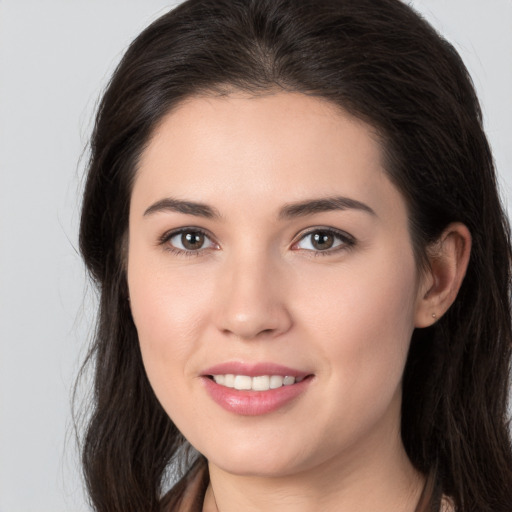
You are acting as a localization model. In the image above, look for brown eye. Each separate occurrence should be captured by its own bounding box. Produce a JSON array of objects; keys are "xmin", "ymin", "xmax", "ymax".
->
[
  {"xmin": 294, "ymin": 228, "xmax": 354, "ymax": 253},
  {"xmin": 166, "ymin": 229, "xmax": 216, "ymax": 253},
  {"xmin": 182, "ymin": 231, "xmax": 205, "ymax": 250},
  {"xmin": 311, "ymin": 232, "xmax": 334, "ymax": 250}
]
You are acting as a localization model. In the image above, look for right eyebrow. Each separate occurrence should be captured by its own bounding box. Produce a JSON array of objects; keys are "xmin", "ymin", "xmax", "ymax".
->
[
  {"xmin": 143, "ymin": 198, "xmax": 221, "ymax": 219},
  {"xmin": 279, "ymin": 195, "xmax": 376, "ymax": 219}
]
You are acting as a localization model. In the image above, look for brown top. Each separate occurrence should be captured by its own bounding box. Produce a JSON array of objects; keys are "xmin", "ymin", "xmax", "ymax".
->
[{"xmin": 164, "ymin": 461, "xmax": 454, "ymax": 512}]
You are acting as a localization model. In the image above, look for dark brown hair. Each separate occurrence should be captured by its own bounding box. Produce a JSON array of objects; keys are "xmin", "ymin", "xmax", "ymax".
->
[{"xmin": 78, "ymin": 1, "xmax": 512, "ymax": 510}]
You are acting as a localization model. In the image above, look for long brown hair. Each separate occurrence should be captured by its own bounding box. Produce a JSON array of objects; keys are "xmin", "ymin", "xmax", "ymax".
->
[{"xmin": 77, "ymin": 1, "xmax": 512, "ymax": 510}]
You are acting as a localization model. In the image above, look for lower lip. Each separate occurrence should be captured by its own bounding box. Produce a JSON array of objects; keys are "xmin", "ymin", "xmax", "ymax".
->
[{"xmin": 202, "ymin": 376, "xmax": 312, "ymax": 416}]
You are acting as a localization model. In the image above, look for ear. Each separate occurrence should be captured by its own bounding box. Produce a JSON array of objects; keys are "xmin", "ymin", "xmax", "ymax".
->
[{"xmin": 415, "ymin": 222, "xmax": 472, "ymax": 328}]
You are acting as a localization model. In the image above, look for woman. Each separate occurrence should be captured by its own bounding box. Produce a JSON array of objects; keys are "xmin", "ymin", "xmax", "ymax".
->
[{"xmin": 77, "ymin": 0, "xmax": 512, "ymax": 510}]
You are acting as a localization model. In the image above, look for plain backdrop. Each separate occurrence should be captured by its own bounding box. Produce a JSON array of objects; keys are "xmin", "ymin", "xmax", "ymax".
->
[{"xmin": 0, "ymin": 1, "xmax": 511, "ymax": 511}]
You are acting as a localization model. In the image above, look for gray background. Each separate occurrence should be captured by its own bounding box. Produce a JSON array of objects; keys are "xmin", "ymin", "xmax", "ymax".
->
[{"xmin": 0, "ymin": 1, "xmax": 511, "ymax": 511}]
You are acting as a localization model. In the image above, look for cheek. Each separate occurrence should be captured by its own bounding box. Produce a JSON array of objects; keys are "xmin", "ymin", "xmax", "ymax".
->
[
  {"xmin": 127, "ymin": 249, "xmax": 215, "ymax": 397},
  {"xmin": 128, "ymin": 270, "xmax": 215, "ymax": 438},
  {"xmin": 299, "ymin": 249, "xmax": 418, "ymax": 408}
]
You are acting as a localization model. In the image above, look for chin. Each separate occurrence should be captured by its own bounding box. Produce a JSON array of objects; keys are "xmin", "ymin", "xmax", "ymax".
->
[
  {"xmin": 199, "ymin": 436, "xmax": 320, "ymax": 479},
  {"xmin": 210, "ymin": 456, "xmax": 305, "ymax": 479}
]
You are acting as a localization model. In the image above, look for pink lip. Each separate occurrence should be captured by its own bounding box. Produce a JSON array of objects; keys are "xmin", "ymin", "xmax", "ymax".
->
[
  {"xmin": 201, "ymin": 361, "xmax": 313, "ymax": 416},
  {"xmin": 202, "ymin": 361, "xmax": 310, "ymax": 378}
]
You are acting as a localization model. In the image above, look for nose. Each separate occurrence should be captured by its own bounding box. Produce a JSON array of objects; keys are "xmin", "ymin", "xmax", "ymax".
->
[{"xmin": 213, "ymin": 253, "xmax": 293, "ymax": 340}]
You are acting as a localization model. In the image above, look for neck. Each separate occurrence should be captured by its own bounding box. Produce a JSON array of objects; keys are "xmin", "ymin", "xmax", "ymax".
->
[{"xmin": 203, "ymin": 405, "xmax": 425, "ymax": 512}]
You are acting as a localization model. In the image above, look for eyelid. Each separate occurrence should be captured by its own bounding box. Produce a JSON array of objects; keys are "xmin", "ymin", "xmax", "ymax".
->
[
  {"xmin": 158, "ymin": 226, "xmax": 219, "ymax": 255},
  {"xmin": 157, "ymin": 225, "xmax": 354, "ymax": 256},
  {"xmin": 291, "ymin": 226, "xmax": 356, "ymax": 253}
]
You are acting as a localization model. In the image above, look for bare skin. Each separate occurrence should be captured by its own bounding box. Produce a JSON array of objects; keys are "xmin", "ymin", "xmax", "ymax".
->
[{"xmin": 127, "ymin": 92, "xmax": 471, "ymax": 512}]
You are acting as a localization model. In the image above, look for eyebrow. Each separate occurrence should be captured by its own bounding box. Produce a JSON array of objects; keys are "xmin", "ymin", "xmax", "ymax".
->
[
  {"xmin": 143, "ymin": 198, "xmax": 221, "ymax": 219},
  {"xmin": 279, "ymin": 196, "xmax": 376, "ymax": 219},
  {"xmin": 143, "ymin": 195, "xmax": 376, "ymax": 220}
]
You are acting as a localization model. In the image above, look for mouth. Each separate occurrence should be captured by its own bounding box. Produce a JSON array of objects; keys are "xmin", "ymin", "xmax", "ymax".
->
[
  {"xmin": 201, "ymin": 363, "xmax": 314, "ymax": 415},
  {"xmin": 205, "ymin": 374, "xmax": 309, "ymax": 391}
]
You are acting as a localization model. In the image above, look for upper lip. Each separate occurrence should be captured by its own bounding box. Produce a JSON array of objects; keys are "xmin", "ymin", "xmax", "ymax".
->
[{"xmin": 202, "ymin": 361, "xmax": 311, "ymax": 378}]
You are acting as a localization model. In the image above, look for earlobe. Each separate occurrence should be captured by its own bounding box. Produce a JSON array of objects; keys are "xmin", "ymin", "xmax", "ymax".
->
[{"xmin": 414, "ymin": 222, "xmax": 471, "ymax": 328}]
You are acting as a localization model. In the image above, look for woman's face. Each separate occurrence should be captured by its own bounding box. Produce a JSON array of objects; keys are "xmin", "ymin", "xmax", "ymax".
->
[{"xmin": 127, "ymin": 92, "xmax": 428, "ymax": 477}]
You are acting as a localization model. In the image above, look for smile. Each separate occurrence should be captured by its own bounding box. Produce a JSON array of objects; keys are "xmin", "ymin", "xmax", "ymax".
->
[
  {"xmin": 202, "ymin": 364, "xmax": 314, "ymax": 415},
  {"xmin": 210, "ymin": 374, "xmax": 304, "ymax": 391}
]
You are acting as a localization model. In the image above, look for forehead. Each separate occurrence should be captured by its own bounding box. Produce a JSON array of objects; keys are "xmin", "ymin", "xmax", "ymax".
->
[{"xmin": 132, "ymin": 92, "xmax": 404, "ymax": 222}]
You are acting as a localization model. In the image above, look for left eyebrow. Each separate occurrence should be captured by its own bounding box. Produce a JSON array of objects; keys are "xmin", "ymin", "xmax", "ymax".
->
[
  {"xmin": 279, "ymin": 196, "xmax": 377, "ymax": 219},
  {"xmin": 143, "ymin": 198, "xmax": 221, "ymax": 219}
]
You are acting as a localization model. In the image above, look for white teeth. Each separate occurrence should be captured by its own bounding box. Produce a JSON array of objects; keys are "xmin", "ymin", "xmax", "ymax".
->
[
  {"xmin": 252, "ymin": 375, "xmax": 270, "ymax": 390},
  {"xmin": 224, "ymin": 374, "xmax": 235, "ymax": 387},
  {"xmin": 269, "ymin": 375, "xmax": 284, "ymax": 389},
  {"xmin": 234, "ymin": 375, "xmax": 252, "ymax": 390},
  {"xmin": 283, "ymin": 376, "xmax": 295, "ymax": 386},
  {"xmin": 212, "ymin": 374, "xmax": 301, "ymax": 391}
]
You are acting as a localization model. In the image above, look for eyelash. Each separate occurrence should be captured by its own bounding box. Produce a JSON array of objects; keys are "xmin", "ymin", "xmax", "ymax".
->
[
  {"xmin": 158, "ymin": 227, "xmax": 218, "ymax": 257},
  {"xmin": 158, "ymin": 227, "xmax": 356, "ymax": 257},
  {"xmin": 292, "ymin": 227, "xmax": 356, "ymax": 257}
]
